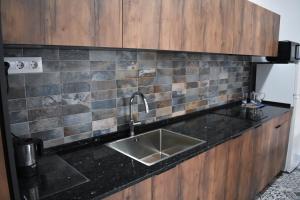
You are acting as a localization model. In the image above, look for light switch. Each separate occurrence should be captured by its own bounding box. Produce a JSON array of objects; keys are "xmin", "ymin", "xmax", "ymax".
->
[{"xmin": 4, "ymin": 57, "xmax": 43, "ymax": 74}]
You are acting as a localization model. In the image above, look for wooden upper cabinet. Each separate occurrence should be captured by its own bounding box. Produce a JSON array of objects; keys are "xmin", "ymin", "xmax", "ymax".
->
[
  {"xmin": 44, "ymin": 0, "xmax": 95, "ymax": 46},
  {"xmin": 202, "ymin": 0, "xmax": 234, "ymax": 54},
  {"xmin": 95, "ymin": 0, "xmax": 122, "ymax": 48},
  {"xmin": 1, "ymin": 0, "xmax": 45, "ymax": 45},
  {"xmin": 123, "ymin": 0, "xmax": 161, "ymax": 49},
  {"xmin": 1, "ymin": 0, "xmax": 280, "ymax": 56}
]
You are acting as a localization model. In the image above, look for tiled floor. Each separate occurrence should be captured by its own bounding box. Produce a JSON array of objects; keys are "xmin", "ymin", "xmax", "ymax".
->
[{"xmin": 256, "ymin": 166, "xmax": 300, "ymax": 200}]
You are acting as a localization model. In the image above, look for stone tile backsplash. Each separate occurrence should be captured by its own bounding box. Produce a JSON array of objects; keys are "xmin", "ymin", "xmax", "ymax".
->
[{"xmin": 4, "ymin": 47, "xmax": 250, "ymax": 148}]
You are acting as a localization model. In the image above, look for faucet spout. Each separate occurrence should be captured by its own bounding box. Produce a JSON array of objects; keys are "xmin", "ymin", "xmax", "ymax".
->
[{"xmin": 129, "ymin": 92, "xmax": 149, "ymax": 137}]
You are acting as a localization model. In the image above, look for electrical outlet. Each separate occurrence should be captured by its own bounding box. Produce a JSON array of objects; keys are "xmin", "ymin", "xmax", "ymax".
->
[{"xmin": 4, "ymin": 57, "xmax": 43, "ymax": 74}]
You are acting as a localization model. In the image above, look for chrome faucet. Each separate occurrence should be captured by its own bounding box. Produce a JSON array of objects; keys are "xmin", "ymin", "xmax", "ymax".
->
[{"xmin": 129, "ymin": 92, "xmax": 149, "ymax": 137}]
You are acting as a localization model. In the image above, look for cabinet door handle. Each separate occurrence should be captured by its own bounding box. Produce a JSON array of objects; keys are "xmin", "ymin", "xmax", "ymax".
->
[
  {"xmin": 275, "ymin": 125, "xmax": 281, "ymax": 129},
  {"xmin": 254, "ymin": 124, "xmax": 262, "ymax": 129},
  {"xmin": 232, "ymin": 134, "xmax": 242, "ymax": 139}
]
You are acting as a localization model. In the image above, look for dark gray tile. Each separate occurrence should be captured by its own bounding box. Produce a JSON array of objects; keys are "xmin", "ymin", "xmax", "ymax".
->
[
  {"xmin": 116, "ymin": 50, "xmax": 137, "ymax": 61},
  {"xmin": 92, "ymin": 109, "xmax": 116, "ymax": 121},
  {"xmin": 29, "ymin": 118, "xmax": 62, "ymax": 133},
  {"xmin": 25, "ymin": 73, "xmax": 60, "ymax": 86},
  {"xmin": 44, "ymin": 138, "xmax": 64, "ymax": 148},
  {"xmin": 117, "ymin": 87, "xmax": 138, "ymax": 98},
  {"xmin": 137, "ymin": 51, "xmax": 156, "ymax": 61},
  {"xmin": 27, "ymin": 95, "xmax": 61, "ymax": 109},
  {"xmin": 31, "ymin": 128, "xmax": 64, "ymax": 141},
  {"xmin": 9, "ymin": 110, "xmax": 28, "ymax": 123},
  {"xmin": 93, "ymin": 127, "xmax": 116, "ymax": 137},
  {"xmin": 10, "ymin": 122, "xmax": 29, "ymax": 136},
  {"xmin": 62, "ymin": 104, "xmax": 90, "ymax": 115},
  {"xmin": 63, "ymin": 82, "xmax": 90, "ymax": 94},
  {"xmin": 64, "ymin": 123, "xmax": 92, "ymax": 137},
  {"xmin": 28, "ymin": 106, "xmax": 61, "ymax": 121},
  {"xmin": 155, "ymin": 76, "xmax": 172, "ymax": 85},
  {"xmin": 117, "ymin": 61, "xmax": 138, "ymax": 70},
  {"xmin": 138, "ymin": 77, "xmax": 155, "ymax": 86},
  {"xmin": 59, "ymin": 61, "xmax": 90, "ymax": 71},
  {"xmin": 91, "ymin": 80, "xmax": 116, "ymax": 91},
  {"xmin": 139, "ymin": 60, "xmax": 156, "ymax": 70},
  {"xmin": 8, "ymin": 87, "xmax": 26, "ymax": 99},
  {"xmin": 91, "ymin": 99, "xmax": 116, "ymax": 110},
  {"xmin": 8, "ymin": 74, "xmax": 25, "ymax": 87},
  {"xmin": 4, "ymin": 48, "xmax": 23, "ymax": 57},
  {"xmin": 63, "ymin": 112, "xmax": 92, "ymax": 126},
  {"xmin": 26, "ymin": 84, "xmax": 61, "ymax": 97},
  {"xmin": 59, "ymin": 49, "xmax": 89, "ymax": 60},
  {"xmin": 62, "ymin": 92, "xmax": 90, "ymax": 105},
  {"xmin": 8, "ymin": 99, "xmax": 27, "ymax": 111},
  {"xmin": 116, "ymin": 79, "xmax": 137, "ymax": 88},
  {"xmin": 61, "ymin": 71, "xmax": 90, "ymax": 83},
  {"xmin": 64, "ymin": 132, "xmax": 92, "ymax": 144},
  {"xmin": 157, "ymin": 61, "xmax": 173, "ymax": 68},
  {"xmin": 91, "ymin": 71, "xmax": 115, "ymax": 81},
  {"xmin": 43, "ymin": 61, "xmax": 60, "ymax": 72},
  {"xmin": 23, "ymin": 48, "xmax": 59, "ymax": 60},
  {"xmin": 116, "ymin": 70, "xmax": 138, "ymax": 79},
  {"xmin": 91, "ymin": 90, "xmax": 116, "ymax": 101},
  {"xmin": 89, "ymin": 50, "xmax": 116, "ymax": 61},
  {"xmin": 90, "ymin": 61, "xmax": 116, "ymax": 71}
]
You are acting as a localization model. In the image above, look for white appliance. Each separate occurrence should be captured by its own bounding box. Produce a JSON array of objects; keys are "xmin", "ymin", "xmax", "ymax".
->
[{"xmin": 256, "ymin": 63, "xmax": 300, "ymax": 172}]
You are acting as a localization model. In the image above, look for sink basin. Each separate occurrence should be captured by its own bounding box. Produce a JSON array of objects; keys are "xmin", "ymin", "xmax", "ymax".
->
[{"xmin": 106, "ymin": 129, "xmax": 206, "ymax": 166}]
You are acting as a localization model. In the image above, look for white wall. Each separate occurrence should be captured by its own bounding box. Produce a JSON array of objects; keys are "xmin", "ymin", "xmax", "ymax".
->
[{"xmin": 249, "ymin": 0, "xmax": 300, "ymax": 43}]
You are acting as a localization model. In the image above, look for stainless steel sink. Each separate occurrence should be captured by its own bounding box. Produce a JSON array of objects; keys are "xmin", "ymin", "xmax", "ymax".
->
[{"xmin": 106, "ymin": 129, "xmax": 206, "ymax": 166}]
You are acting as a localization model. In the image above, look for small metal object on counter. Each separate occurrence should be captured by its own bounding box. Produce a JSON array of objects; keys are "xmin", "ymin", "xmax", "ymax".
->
[
  {"xmin": 13, "ymin": 134, "xmax": 43, "ymax": 177},
  {"xmin": 129, "ymin": 91, "xmax": 149, "ymax": 137}
]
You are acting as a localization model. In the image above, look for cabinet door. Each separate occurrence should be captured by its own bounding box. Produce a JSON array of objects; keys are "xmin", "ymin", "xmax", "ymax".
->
[
  {"xmin": 45, "ymin": 0, "xmax": 95, "ymax": 46},
  {"xmin": 203, "ymin": 0, "xmax": 234, "ymax": 54},
  {"xmin": 95, "ymin": 0, "xmax": 122, "ymax": 48},
  {"xmin": 205, "ymin": 142, "xmax": 229, "ymax": 200},
  {"xmin": 277, "ymin": 121, "xmax": 290, "ymax": 171},
  {"xmin": 237, "ymin": 129, "xmax": 256, "ymax": 200},
  {"xmin": 253, "ymin": 120, "xmax": 274, "ymax": 193},
  {"xmin": 225, "ymin": 136, "xmax": 242, "ymax": 200},
  {"xmin": 123, "ymin": 0, "xmax": 161, "ymax": 49},
  {"xmin": 178, "ymin": 152, "xmax": 207, "ymax": 200},
  {"xmin": 0, "ymin": 129, "xmax": 10, "ymax": 200},
  {"xmin": 104, "ymin": 178, "xmax": 152, "ymax": 200},
  {"xmin": 1, "ymin": 0, "xmax": 45, "ymax": 44},
  {"xmin": 181, "ymin": 0, "xmax": 205, "ymax": 52},
  {"xmin": 159, "ymin": 0, "xmax": 184, "ymax": 50}
]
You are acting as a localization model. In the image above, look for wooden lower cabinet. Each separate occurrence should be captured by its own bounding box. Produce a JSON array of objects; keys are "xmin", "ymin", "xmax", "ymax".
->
[
  {"xmin": 105, "ymin": 112, "xmax": 291, "ymax": 200},
  {"xmin": 0, "ymin": 128, "xmax": 10, "ymax": 200}
]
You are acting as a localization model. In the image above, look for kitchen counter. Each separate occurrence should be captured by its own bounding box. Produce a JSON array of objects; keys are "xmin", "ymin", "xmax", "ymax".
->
[{"xmin": 18, "ymin": 102, "xmax": 291, "ymax": 200}]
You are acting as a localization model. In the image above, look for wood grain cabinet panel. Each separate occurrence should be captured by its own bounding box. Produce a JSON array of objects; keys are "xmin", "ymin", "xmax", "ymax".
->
[
  {"xmin": 0, "ymin": 129, "xmax": 10, "ymax": 200},
  {"xmin": 237, "ymin": 129, "xmax": 256, "ymax": 200},
  {"xmin": 104, "ymin": 178, "xmax": 152, "ymax": 200},
  {"xmin": 95, "ymin": 0, "xmax": 122, "ymax": 48},
  {"xmin": 1, "ymin": 0, "xmax": 45, "ymax": 45},
  {"xmin": 225, "ymin": 136, "xmax": 242, "ymax": 200},
  {"xmin": 205, "ymin": 142, "xmax": 229, "ymax": 200},
  {"xmin": 45, "ymin": 0, "xmax": 95, "ymax": 46},
  {"xmin": 123, "ymin": 0, "xmax": 161, "ymax": 49},
  {"xmin": 178, "ymin": 152, "xmax": 207, "ymax": 200},
  {"xmin": 152, "ymin": 166, "xmax": 180, "ymax": 200}
]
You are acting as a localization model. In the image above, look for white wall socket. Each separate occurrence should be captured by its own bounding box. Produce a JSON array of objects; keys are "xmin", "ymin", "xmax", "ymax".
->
[{"xmin": 4, "ymin": 57, "xmax": 43, "ymax": 74}]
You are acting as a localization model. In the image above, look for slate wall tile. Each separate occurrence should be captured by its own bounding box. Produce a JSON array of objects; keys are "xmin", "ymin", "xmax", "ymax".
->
[{"xmin": 5, "ymin": 46, "xmax": 250, "ymax": 148}]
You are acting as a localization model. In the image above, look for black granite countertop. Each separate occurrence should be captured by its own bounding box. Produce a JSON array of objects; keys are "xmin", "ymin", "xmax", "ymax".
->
[{"xmin": 18, "ymin": 102, "xmax": 291, "ymax": 200}]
